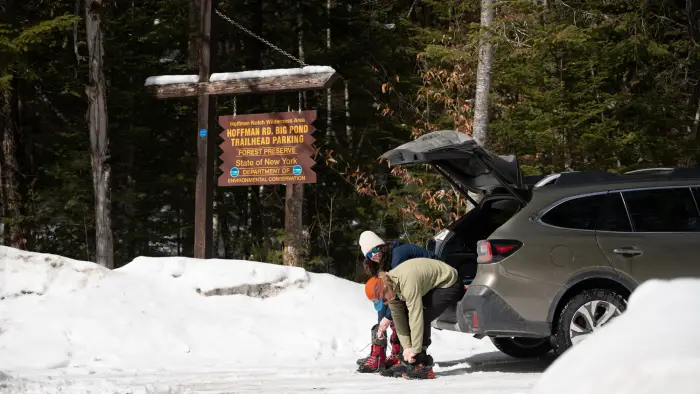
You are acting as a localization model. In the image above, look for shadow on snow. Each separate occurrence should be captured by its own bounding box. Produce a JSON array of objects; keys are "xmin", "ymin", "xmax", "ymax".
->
[{"xmin": 434, "ymin": 351, "xmax": 556, "ymax": 377}]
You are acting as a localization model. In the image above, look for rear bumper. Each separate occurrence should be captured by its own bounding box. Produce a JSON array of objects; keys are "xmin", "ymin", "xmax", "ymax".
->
[{"xmin": 457, "ymin": 285, "xmax": 551, "ymax": 338}]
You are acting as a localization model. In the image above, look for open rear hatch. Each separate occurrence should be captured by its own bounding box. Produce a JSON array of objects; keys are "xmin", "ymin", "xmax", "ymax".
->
[{"xmin": 380, "ymin": 130, "xmax": 528, "ymax": 205}]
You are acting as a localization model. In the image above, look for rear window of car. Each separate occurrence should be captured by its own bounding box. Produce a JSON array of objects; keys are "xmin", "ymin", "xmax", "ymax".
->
[
  {"xmin": 622, "ymin": 188, "xmax": 700, "ymax": 232},
  {"xmin": 596, "ymin": 192, "xmax": 632, "ymax": 232},
  {"xmin": 540, "ymin": 193, "xmax": 631, "ymax": 231}
]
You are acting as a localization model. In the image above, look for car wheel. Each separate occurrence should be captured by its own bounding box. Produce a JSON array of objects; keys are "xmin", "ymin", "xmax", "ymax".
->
[
  {"xmin": 490, "ymin": 337, "xmax": 552, "ymax": 358},
  {"xmin": 552, "ymin": 288, "xmax": 626, "ymax": 356}
]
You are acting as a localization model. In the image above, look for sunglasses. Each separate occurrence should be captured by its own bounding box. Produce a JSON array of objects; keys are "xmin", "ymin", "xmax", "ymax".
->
[{"xmin": 365, "ymin": 247, "xmax": 380, "ymax": 259}]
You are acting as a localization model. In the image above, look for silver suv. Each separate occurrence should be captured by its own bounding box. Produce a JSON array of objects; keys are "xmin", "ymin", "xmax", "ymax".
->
[{"xmin": 381, "ymin": 130, "xmax": 700, "ymax": 357}]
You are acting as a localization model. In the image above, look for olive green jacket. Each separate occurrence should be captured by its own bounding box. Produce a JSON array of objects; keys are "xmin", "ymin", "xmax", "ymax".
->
[{"xmin": 386, "ymin": 257, "xmax": 458, "ymax": 353}]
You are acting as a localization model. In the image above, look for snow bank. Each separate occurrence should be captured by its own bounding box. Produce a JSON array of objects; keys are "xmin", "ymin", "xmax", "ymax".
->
[
  {"xmin": 533, "ymin": 278, "xmax": 700, "ymax": 394},
  {"xmin": 209, "ymin": 66, "xmax": 335, "ymax": 82},
  {"xmin": 0, "ymin": 248, "xmax": 364, "ymax": 372},
  {"xmin": 119, "ymin": 256, "xmax": 310, "ymax": 296},
  {"xmin": 0, "ymin": 246, "xmax": 485, "ymax": 377},
  {"xmin": 144, "ymin": 75, "xmax": 199, "ymax": 86},
  {"xmin": 0, "ymin": 246, "xmax": 108, "ymax": 299}
]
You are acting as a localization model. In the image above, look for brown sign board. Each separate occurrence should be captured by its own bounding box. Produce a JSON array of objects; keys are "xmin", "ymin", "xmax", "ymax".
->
[{"xmin": 218, "ymin": 110, "xmax": 318, "ymax": 187}]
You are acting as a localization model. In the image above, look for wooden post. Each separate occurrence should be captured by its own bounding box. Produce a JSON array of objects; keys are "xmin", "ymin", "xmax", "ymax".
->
[
  {"xmin": 284, "ymin": 183, "xmax": 304, "ymax": 267},
  {"xmin": 195, "ymin": 0, "xmax": 216, "ymax": 259}
]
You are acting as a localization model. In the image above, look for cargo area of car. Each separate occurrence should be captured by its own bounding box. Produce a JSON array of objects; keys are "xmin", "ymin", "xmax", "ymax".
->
[{"xmin": 431, "ymin": 195, "xmax": 524, "ymax": 331}]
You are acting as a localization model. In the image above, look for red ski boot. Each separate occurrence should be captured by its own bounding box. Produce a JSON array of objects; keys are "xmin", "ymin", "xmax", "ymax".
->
[
  {"xmin": 357, "ymin": 344, "xmax": 386, "ymax": 373},
  {"xmin": 384, "ymin": 325, "xmax": 402, "ymax": 369},
  {"xmin": 357, "ymin": 324, "xmax": 387, "ymax": 373}
]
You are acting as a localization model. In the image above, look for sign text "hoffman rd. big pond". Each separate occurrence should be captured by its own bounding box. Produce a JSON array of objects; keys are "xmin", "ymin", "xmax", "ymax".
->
[{"xmin": 217, "ymin": 110, "xmax": 317, "ymax": 187}]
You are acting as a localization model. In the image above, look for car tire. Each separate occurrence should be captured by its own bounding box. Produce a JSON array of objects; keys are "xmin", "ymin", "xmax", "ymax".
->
[
  {"xmin": 490, "ymin": 337, "xmax": 552, "ymax": 358},
  {"xmin": 552, "ymin": 288, "xmax": 627, "ymax": 356}
]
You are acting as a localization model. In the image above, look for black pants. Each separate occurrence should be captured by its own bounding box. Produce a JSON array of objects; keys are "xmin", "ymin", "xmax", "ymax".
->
[{"xmin": 419, "ymin": 280, "xmax": 465, "ymax": 351}]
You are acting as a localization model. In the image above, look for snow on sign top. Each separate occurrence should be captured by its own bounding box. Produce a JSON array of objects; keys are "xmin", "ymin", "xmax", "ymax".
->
[
  {"xmin": 144, "ymin": 66, "xmax": 335, "ymax": 86},
  {"xmin": 144, "ymin": 74, "xmax": 199, "ymax": 86},
  {"xmin": 209, "ymin": 66, "xmax": 336, "ymax": 82}
]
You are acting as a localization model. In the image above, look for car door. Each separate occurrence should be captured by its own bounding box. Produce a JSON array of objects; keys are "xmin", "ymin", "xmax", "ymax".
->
[
  {"xmin": 596, "ymin": 186, "xmax": 700, "ymax": 284},
  {"xmin": 524, "ymin": 192, "xmax": 621, "ymax": 285}
]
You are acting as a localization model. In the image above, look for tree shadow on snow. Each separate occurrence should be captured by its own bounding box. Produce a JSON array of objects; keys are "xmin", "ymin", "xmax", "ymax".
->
[{"xmin": 434, "ymin": 351, "xmax": 556, "ymax": 377}]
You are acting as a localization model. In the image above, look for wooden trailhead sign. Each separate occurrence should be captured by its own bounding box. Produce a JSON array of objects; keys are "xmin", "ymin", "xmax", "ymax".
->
[{"xmin": 218, "ymin": 110, "xmax": 318, "ymax": 187}]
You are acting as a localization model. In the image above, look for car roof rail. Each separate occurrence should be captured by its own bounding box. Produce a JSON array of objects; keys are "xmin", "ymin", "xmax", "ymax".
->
[
  {"xmin": 549, "ymin": 171, "xmax": 622, "ymax": 186},
  {"xmin": 540, "ymin": 167, "xmax": 700, "ymax": 188},
  {"xmin": 623, "ymin": 168, "xmax": 674, "ymax": 175},
  {"xmin": 621, "ymin": 167, "xmax": 700, "ymax": 180}
]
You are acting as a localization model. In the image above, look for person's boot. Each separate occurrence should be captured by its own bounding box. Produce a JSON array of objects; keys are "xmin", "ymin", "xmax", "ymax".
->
[
  {"xmin": 384, "ymin": 325, "xmax": 402, "ymax": 369},
  {"xmin": 356, "ymin": 324, "xmax": 383, "ymax": 365},
  {"xmin": 379, "ymin": 360, "xmax": 409, "ymax": 378},
  {"xmin": 356, "ymin": 324, "xmax": 387, "ymax": 373},
  {"xmin": 402, "ymin": 351, "xmax": 435, "ymax": 380},
  {"xmin": 357, "ymin": 344, "xmax": 387, "ymax": 373}
]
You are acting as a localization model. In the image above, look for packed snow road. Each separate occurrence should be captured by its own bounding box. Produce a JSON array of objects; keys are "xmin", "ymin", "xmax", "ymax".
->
[{"xmin": 4, "ymin": 350, "xmax": 554, "ymax": 393}]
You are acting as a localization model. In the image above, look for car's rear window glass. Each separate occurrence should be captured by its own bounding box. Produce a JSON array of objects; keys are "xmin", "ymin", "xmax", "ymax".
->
[
  {"xmin": 541, "ymin": 194, "xmax": 606, "ymax": 230},
  {"xmin": 623, "ymin": 188, "xmax": 700, "ymax": 232},
  {"xmin": 596, "ymin": 193, "xmax": 632, "ymax": 232}
]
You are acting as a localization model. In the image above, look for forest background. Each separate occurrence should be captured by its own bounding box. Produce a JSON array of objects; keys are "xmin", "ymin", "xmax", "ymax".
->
[{"xmin": 2, "ymin": 0, "xmax": 700, "ymax": 280}]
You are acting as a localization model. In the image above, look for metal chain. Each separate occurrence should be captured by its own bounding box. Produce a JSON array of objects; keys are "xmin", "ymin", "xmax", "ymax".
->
[
  {"xmin": 215, "ymin": 9, "xmax": 308, "ymax": 67},
  {"xmin": 233, "ymin": 96, "xmax": 237, "ymax": 116}
]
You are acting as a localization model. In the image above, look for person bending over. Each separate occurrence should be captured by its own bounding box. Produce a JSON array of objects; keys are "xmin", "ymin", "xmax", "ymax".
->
[
  {"xmin": 356, "ymin": 231, "xmax": 437, "ymax": 373},
  {"xmin": 366, "ymin": 257, "xmax": 463, "ymax": 379}
]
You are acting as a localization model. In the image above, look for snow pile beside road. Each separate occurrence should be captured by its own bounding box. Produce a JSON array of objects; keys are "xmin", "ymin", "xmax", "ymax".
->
[
  {"xmin": 0, "ymin": 247, "xmax": 371, "ymax": 372},
  {"xmin": 533, "ymin": 278, "xmax": 700, "ymax": 394},
  {"xmin": 0, "ymin": 246, "xmax": 109, "ymax": 299},
  {"xmin": 119, "ymin": 256, "xmax": 310, "ymax": 296},
  {"xmin": 0, "ymin": 246, "xmax": 484, "ymax": 378}
]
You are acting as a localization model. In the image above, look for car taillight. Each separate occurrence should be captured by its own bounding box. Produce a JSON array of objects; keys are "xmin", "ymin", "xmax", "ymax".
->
[{"xmin": 476, "ymin": 240, "xmax": 523, "ymax": 263}]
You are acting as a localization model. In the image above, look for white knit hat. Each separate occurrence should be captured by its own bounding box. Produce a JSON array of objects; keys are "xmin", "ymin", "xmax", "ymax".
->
[{"xmin": 359, "ymin": 231, "xmax": 385, "ymax": 256}]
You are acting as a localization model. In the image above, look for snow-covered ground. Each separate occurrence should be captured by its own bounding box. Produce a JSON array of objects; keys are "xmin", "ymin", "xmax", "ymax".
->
[
  {"xmin": 2, "ymin": 245, "xmax": 699, "ymax": 394},
  {"xmin": 533, "ymin": 277, "xmax": 700, "ymax": 394},
  {"xmin": 0, "ymin": 246, "xmax": 551, "ymax": 393}
]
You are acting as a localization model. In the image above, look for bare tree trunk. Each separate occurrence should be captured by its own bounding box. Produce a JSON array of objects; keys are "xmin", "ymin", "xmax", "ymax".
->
[
  {"xmin": 691, "ymin": 98, "xmax": 700, "ymax": 141},
  {"xmin": 74, "ymin": 0, "xmax": 81, "ymax": 67},
  {"xmin": 472, "ymin": 0, "xmax": 495, "ymax": 146},
  {"xmin": 85, "ymin": 0, "xmax": 114, "ymax": 269},
  {"xmin": 188, "ymin": 0, "xmax": 201, "ymax": 69},
  {"xmin": 1, "ymin": 77, "xmax": 29, "ymax": 250},
  {"xmin": 216, "ymin": 190, "xmax": 233, "ymax": 258},
  {"xmin": 283, "ymin": 1, "xmax": 307, "ymax": 267},
  {"xmin": 686, "ymin": 0, "xmax": 700, "ymax": 146},
  {"xmin": 326, "ymin": 0, "xmax": 332, "ymax": 143},
  {"xmin": 345, "ymin": 81, "xmax": 351, "ymax": 146}
]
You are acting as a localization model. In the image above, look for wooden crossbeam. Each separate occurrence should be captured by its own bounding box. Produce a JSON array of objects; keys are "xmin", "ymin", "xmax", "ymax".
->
[{"xmin": 145, "ymin": 67, "xmax": 338, "ymax": 99}]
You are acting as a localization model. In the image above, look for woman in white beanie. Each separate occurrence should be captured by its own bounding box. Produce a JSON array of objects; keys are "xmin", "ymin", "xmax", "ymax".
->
[{"xmin": 356, "ymin": 230, "xmax": 439, "ymax": 374}]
